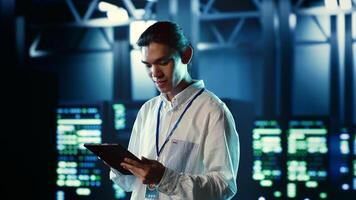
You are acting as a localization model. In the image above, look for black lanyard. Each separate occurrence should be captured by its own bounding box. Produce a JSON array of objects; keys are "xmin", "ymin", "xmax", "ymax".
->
[{"xmin": 155, "ymin": 88, "xmax": 205, "ymax": 158}]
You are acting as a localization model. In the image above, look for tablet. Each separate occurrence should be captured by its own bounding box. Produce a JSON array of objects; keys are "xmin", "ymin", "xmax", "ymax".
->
[{"xmin": 84, "ymin": 143, "xmax": 141, "ymax": 175}]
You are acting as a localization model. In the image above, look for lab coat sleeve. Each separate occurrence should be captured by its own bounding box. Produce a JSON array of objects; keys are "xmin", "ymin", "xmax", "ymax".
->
[
  {"xmin": 109, "ymin": 106, "xmax": 144, "ymax": 192},
  {"xmin": 157, "ymin": 104, "xmax": 240, "ymax": 200}
]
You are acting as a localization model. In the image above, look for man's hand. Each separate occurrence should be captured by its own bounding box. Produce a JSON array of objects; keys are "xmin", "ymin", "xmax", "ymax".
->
[{"xmin": 121, "ymin": 156, "xmax": 165, "ymax": 185}]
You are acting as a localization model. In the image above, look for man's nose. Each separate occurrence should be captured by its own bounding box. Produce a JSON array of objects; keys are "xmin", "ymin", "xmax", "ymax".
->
[{"xmin": 151, "ymin": 65, "xmax": 162, "ymax": 78}]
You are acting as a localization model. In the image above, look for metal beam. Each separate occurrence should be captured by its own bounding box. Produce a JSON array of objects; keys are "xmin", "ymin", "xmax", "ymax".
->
[
  {"xmin": 295, "ymin": 40, "xmax": 330, "ymax": 45},
  {"xmin": 83, "ymin": 0, "xmax": 99, "ymax": 21},
  {"xmin": 143, "ymin": 0, "xmax": 155, "ymax": 20},
  {"xmin": 197, "ymin": 42, "xmax": 260, "ymax": 51},
  {"xmin": 201, "ymin": 3, "xmax": 219, "ymax": 14},
  {"xmin": 261, "ymin": 0, "xmax": 277, "ymax": 117},
  {"xmin": 278, "ymin": 0, "xmax": 294, "ymax": 118},
  {"xmin": 203, "ymin": 0, "xmax": 216, "ymax": 14},
  {"xmin": 65, "ymin": 0, "xmax": 81, "ymax": 22},
  {"xmin": 228, "ymin": 19, "xmax": 245, "ymax": 43},
  {"xmin": 99, "ymin": 28, "xmax": 114, "ymax": 48},
  {"xmin": 28, "ymin": 28, "xmax": 116, "ymax": 58},
  {"xmin": 27, "ymin": 0, "xmax": 157, "ymax": 60},
  {"xmin": 30, "ymin": 49, "xmax": 113, "ymax": 58},
  {"xmin": 197, "ymin": 42, "xmax": 234, "ymax": 50},
  {"xmin": 251, "ymin": 0, "xmax": 261, "ymax": 10},
  {"xmin": 277, "ymin": 2, "xmax": 292, "ymax": 198},
  {"xmin": 296, "ymin": 7, "xmax": 356, "ymax": 16},
  {"xmin": 33, "ymin": 18, "xmax": 131, "ymax": 28},
  {"xmin": 192, "ymin": 0, "xmax": 261, "ymax": 50},
  {"xmin": 16, "ymin": 16, "xmax": 26, "ymax": 67},
  {"xmin": 122, "ymin": 0, "xmax": 138, "ymax": 19},
  {"xmin": 73, "ymin": 29, "xmax": 89, "ymax": 51},
  {"xmin": 209, "ymin": 24, "xmax": 225, "ymax": 44},
  {"xmin": 311, "ymin": 16, "xmax": 330, "ymax": 41},
  {"xmin": 191, "ymin": 0, "xmax": 200, "ymax": 79},
  {"xmin": 200, "ymin": 11, "xmax": 259, "ymax": 21},
  {"xmin": 330, "ymin": 15, "xmax": 340, "ymax": 122},
  {"xmin": 29, "ymin": 33, "xmax": 49, "ymax": 58},
  {"xmin": 344, "ymin": 14, "xmax": 354, "ymax": 126},
  {"xmin": 328, "ymin": 16, "xmax": 341, "ymax": 172},
  {"xmin": 113, "ymin": 40, "xmax": 131, "ymax": 100}
]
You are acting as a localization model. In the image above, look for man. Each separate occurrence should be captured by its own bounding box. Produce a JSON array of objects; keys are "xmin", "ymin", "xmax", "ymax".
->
[{"xmin": 110, "ymin": 21, "xmax": 239, "ymax": 200}]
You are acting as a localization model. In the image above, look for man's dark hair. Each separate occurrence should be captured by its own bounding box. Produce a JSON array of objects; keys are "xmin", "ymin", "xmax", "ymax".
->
[{"xmin": 137, "ymin": 21, "xmax": 191, "ymax": 56}]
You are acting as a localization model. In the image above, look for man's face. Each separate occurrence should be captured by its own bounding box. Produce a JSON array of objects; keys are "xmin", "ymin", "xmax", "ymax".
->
[{"xmin": 141, "ymin": 42, "xmax": 187, "ymax": 95}]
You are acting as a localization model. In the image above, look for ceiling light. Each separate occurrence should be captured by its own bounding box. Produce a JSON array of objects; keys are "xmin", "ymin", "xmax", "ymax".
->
[
  {"xmin": 324, "ymin": 0, "xmax": 338, "ymax": 10},
  {"xmin": 106, "ymin": 7, "xmax": 129, "ymax": 22},
  {"xmin": 98, "ymin": 1, "xmax": 118, "ymax": 12},
  {"xmin": 339, "ymin": 0, "xmax": 352, "ymax": 10}
]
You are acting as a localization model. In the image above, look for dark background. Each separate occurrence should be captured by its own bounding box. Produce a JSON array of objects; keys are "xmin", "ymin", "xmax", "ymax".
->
[{"xmin": 1, "ymin": 0, "xmax": 355, "ymax": 199}]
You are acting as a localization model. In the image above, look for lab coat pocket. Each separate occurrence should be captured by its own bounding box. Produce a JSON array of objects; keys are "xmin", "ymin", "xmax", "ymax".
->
[{"xmin": 165, "ymin": 139, "xmax": 199, "ymax": 173}]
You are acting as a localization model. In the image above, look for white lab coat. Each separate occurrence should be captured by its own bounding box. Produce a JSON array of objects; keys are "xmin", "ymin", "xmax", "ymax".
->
[{"xmin": 110, "ymin": 80, "xmax": 239, "ymax": 200}]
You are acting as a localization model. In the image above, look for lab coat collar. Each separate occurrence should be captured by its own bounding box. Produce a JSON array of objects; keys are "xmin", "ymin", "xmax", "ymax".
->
[{"xmin": 160, "ymin": 80, "xmax": 205, "ymax": 110}]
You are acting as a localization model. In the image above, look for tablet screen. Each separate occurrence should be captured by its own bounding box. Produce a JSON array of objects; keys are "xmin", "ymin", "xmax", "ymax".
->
[{"xmin": 84, "ymin": 143, "xmax": 141, "ymax": 175}]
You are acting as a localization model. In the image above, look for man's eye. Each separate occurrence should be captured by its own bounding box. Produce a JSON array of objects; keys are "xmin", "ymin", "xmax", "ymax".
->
[
  {"xmin": 145, "ymin": 64, "xmax": 152, "ymax": 68},
  {"xmin": 159, "ymin": 60, "xmax": 170, "ymax": 66}
]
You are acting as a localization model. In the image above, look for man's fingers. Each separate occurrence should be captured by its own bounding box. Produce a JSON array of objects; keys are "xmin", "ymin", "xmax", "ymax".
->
[
  {"xmin": 121, "ymin": 163, "xmax": 144, "ymax": 179},
  {"xmin": 141, "ymin": 156, "xmax": 152, "ymax": 164},
  {"xmin": 121, "ymin": 158, "xmax": 165, "ymax": 185},
  {"xmin": 121, "ymin": 160, "xmax": 146, "ymax": 176},
  {"xmin": 121, "ymin": 162, "xmax": 136, "ymax": 171},
  {"xmin": 124, "ymin": 158, "xmax": 143, "ymax": 167}
]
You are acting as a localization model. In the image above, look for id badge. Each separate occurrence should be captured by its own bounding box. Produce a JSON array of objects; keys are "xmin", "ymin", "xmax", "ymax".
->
[{"xmin": 145, "ymin": 184, "xmax": 158, "ymax": 199}]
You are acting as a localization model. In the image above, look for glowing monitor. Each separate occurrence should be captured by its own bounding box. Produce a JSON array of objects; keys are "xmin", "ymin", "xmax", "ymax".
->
[
  {"xmin": 110, "ymin": 101, "xmax": 144, "ymax": 199},
  {"xmin": 287, "ymin": 119, "xmax": 328, "ymax": 199},
  {"xmin": 338, "ymin": 127, "xmax": 352, "ymax": 191},
  {"xmin": 112, "ymin": 101, "xmax": 144, "ymax": 141},
  {"xmin": 252, "ymin": 120, "xmax": 283, "ymax": 198},
  {"xmin": 56, "ymin": 105, "xmax": 103, "ymax": 200}
]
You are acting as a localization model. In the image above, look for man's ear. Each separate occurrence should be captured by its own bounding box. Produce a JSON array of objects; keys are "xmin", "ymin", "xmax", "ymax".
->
[{"xmin": 181, "ymin": 46, "xmax": 193, "ymax": 64}]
